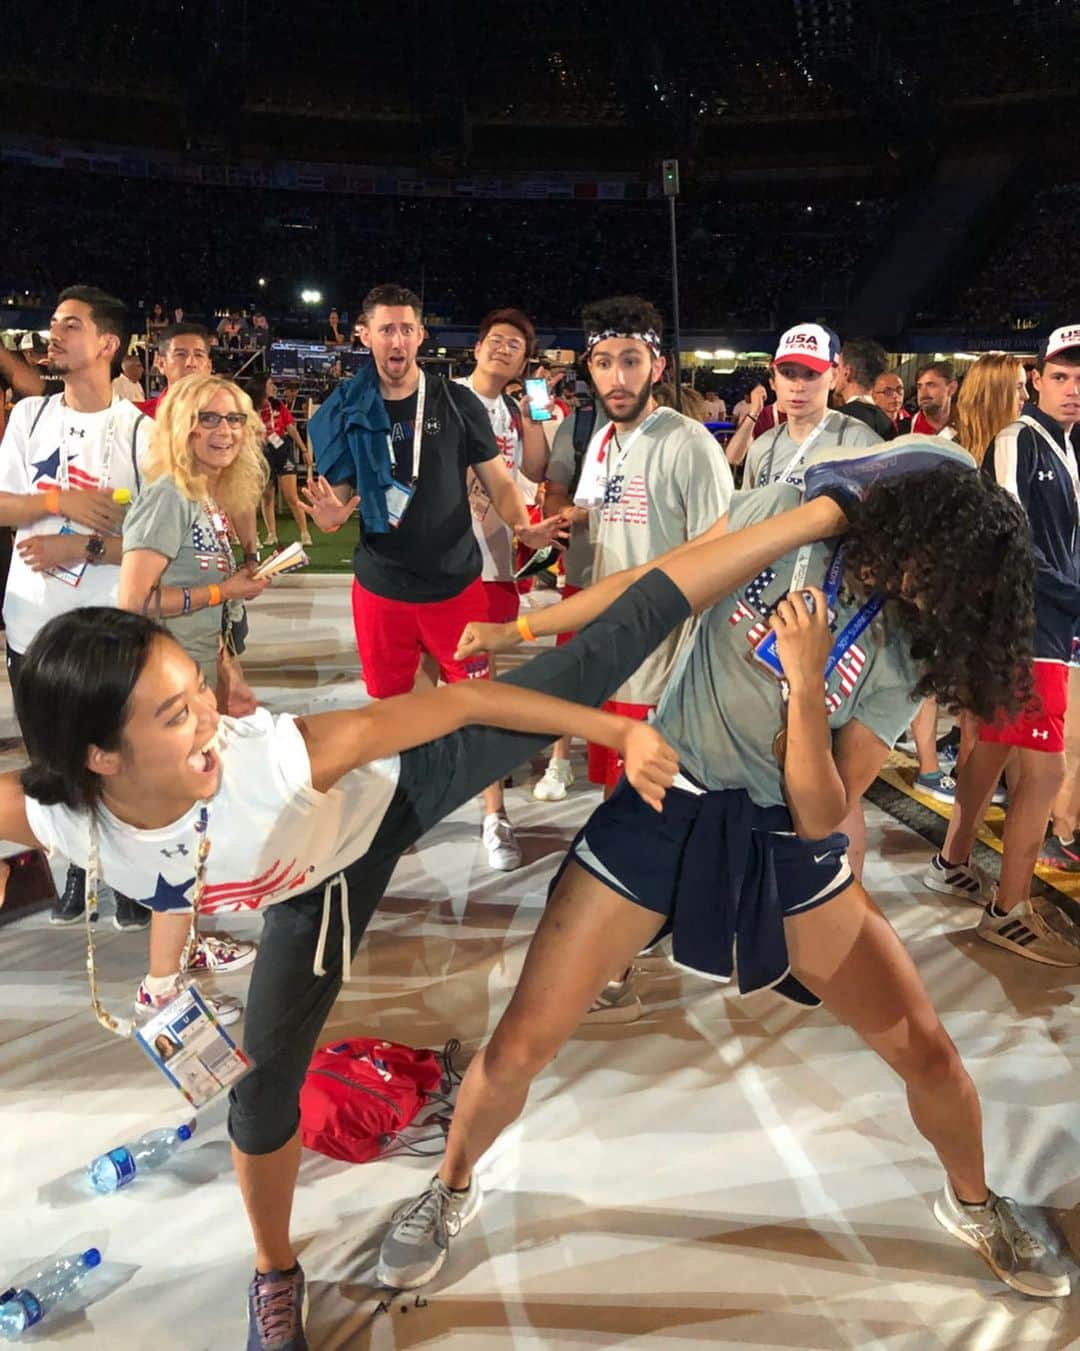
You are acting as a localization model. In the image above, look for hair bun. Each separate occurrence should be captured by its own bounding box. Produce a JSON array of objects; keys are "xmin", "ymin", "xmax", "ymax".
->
[{"xmin": 20, "ymin": 764, "xmax": 79, "ymax": 809}]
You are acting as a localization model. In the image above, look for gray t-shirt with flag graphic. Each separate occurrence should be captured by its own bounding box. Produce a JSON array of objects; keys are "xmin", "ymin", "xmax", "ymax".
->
[{"xmin": 653, "ymin": 482, "xmax": 922, "ymax": 808}]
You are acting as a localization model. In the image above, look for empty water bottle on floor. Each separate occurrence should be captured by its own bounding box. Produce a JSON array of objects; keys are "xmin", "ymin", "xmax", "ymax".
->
[
  {"xmin": 0, "ymin": 1248, "xmax": 101, "ymax": 1340},
  {"xmin": 87, "ymin": 1120, "xmax": 196, "ymax": 1194}
]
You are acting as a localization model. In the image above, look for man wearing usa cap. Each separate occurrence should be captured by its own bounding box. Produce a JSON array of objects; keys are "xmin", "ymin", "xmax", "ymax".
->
[
  {"xmin": 927, "ymin": 324, "xmax": 1080, "ymax": 966},
  {"xmin": 744, "ymin": 323, "xmax": 882, "ymax": 492}
]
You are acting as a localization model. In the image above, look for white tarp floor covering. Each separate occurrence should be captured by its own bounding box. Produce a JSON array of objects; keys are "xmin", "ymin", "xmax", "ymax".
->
[{"xmin": 0, "ymin": 586, "xmax": 1078, "ymax": 1349}]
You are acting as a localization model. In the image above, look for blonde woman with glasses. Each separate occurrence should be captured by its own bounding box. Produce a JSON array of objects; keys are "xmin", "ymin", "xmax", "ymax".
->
[{"xmin": 117, "ymin": 373, "xmax": 271, "ymax": 1023}]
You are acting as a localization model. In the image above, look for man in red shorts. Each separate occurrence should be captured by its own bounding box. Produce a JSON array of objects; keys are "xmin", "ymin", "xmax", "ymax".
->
[
  {"xmin": 455, "ymin": 307, "xmax": 556, "ymax": 863},
  {"xmin": 305, "ymin": 283, "xmax": 563, "ymax": 870},
  {"xmin": 572, "ymin": 295, "xmax": 734, "ymax": 793},
  {"xmin": 926, "ymin": 325, "xmax": 1080, "ymax": 965}
]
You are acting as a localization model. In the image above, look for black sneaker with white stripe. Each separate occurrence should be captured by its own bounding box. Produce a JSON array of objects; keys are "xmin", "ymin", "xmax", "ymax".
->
[
  {"xmin": 976, "ymin": 898, "xmax": 1080, "ymax": 967},
  {"xmin": 923, "ymin": 853, "xmax": 984, "ymax": 905}
]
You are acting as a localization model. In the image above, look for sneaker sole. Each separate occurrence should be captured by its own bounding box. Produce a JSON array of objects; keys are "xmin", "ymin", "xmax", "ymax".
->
[
  {"xmin": 922, "ymin": 873, "xmax": 985, "ymax": 905},
  {"xmin": 932, "ymin": 1199, "xmax": 1070, "ymax": 1297},
  {"xmin": 581, "ymin": 995, "xmax": 643, "ymax": 1024},
  {"xmin": 975, "ymin": 925, "xmax": 1079, "ymax": 968},
  {"xmin": 376, "ymin": 1185, "xmax": 482, "ymax": 1290},
  {"xmin": 113, "ymin": 916, "xmax": 150, "ymax": 932},
  {"xmin": 49, "ymin": 912, "xmax": 86, "ymax": 926},
  {"xmin": 532, "ymin": 785, "xmax": 569, "ymax": 802},
  {"xmin": 915, "ymin": 785, "xmax": 956, "ymax": 804}
]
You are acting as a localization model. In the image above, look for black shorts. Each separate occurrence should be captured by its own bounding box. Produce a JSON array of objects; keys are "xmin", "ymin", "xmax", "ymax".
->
[
  {"xmin": 228, "ymin": 568, "xmax": 692, "ymax": 1155},
  {"xmin": 560, "ymin": 774, "xmax": 852, "ymax": 1006},
  {"xmin": 263, "ymin": 443, "xmax": 297, "ymax": 477}
]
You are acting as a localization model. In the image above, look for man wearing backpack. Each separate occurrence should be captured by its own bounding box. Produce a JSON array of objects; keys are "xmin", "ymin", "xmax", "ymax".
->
[
  {"xmin": 306, "ymin": 284, "xmax": 566, "ymax": 872},
  {"xmin": 0, "ymin": 284, "xmax": 151, "ymax": 927}
]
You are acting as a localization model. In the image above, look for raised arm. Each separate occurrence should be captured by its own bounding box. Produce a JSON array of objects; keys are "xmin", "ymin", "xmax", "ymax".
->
[
  {"xmin": 296, "ymin": 678, "xmax": 677, "ymax": 809},
  {"xmin": 455, "ymin": 495, "xmax": 847, "ymax": 661},
  {"xmin": 0, "ymin": 772, "xmax": 43, "ymax": 853}
]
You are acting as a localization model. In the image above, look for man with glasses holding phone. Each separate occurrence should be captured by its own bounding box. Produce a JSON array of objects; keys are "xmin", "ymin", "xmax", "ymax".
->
[
  {"xmin": 305, "ymin": 284, "xmax": 566, "ymax": 872},
  {"xmin": 0, "ymin": 284, "xmax": 152, "ymax": 928}
]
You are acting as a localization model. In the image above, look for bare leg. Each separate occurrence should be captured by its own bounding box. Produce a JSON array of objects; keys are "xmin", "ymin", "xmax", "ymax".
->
[
  {"xmin": 279, "ymin": 474, "xmax": 311, "ymax": 544},
  {"xmin": 942, "ymin": 740, "xmax": 1011, "ymax": 864},
  {"xmin": 912, "ymin": 697, "xmax": 939, "ymax": 777},
  {"xmin": 148, "ymin": 910, "xmax": 196, "ymax": 979},
  {"xmin": 260, "ymin": 482, "xmax": 277, "ymax": 542},
  {"xmin": 439, "ymin": 863, "xmax": 662, "ymax": 1190},
  {"xmin": 787, "ymin": 881, "xmax": 986, "ymax": 1202},
  {"xmin": 232, "ymin": 1131, "xmax": 303, "ymax": 1272},
  {"xmin": 549, "ymin": 735, "xmax": 571, "ymax": 764},
  {"xmin": 956, "ymin": 711, "xmax": 979, "ymax": 775},
  {"xmin": 1050, "ymin": 669, "xmax": 1080, "ymax": 840},
  {"xmin": 996, "ymin": 747, "xmax": 1065, "ymax": 909}
]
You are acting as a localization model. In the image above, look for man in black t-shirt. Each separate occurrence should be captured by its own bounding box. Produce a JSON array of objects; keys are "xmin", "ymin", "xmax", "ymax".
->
[
  {"xmin": 304, "ymin": 283, "xmax": 564, "ymax": 870},
  {"xmin": 835, "ymin": 339, "xmax": 896, "ymax": 440}
]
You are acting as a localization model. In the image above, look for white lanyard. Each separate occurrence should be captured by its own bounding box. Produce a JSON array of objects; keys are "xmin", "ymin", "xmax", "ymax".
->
[
  {"xmin": 203, "ymin": 498, "xmax": 237, "ymax": 576},
  {"xmin": 764, "ymin": 413, "xmax": 831, "ymax": 487},
  {"xmin": 1021, "ymin": 414, "xmax": 1080, "ymax": 504},
  {"xmin": 388, "ymin": 370, "xmax": 427, "ymax": 485},
  {"xmin": 598, "ymin": 409, "xmax": 661, "ymax": 484},
  {"xmin": 60, "ymin": 404, "xmax": 118, "ymax": 495}
]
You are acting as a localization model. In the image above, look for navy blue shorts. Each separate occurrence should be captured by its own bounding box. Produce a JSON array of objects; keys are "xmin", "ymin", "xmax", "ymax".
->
[{"xmin": 555, "ymin": 774, "xmax": 853, "ymax": 1005}]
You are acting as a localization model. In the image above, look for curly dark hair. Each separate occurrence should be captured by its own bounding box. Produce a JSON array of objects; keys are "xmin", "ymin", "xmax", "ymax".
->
[
  {"xmin": 580, "ymin": 295, "xmax": 663, "ymax": 341},
  {"xmin": 844, "ymin": 468, "xmax": 1035, "ymax": 721}
]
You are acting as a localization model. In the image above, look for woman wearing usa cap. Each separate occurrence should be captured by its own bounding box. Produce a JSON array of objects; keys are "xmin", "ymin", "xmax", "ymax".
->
[{"xmin": 743, "ymin": 323, "xmax": 882, "ymax": 492}]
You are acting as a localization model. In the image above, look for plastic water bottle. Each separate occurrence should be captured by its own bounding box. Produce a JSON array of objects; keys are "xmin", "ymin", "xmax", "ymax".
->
[
  {"xmin": 0, "ymin": 1249, "xmax": 101, "ymax": 1340},
  {"xmin": 87, "ymin": 1120, "xmax": 196, "ymax": 1194}
]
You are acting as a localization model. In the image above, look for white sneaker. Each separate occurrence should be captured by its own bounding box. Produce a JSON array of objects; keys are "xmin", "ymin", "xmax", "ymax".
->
[
  {"xmin": 581, "ymin": 972, "xmax": 643, "ymax": 1024},
  {"xmin": 976, "ymin": 897, "xmax": 1080, "ymax": 967},
  {"xmin": 933, "ymin": 1177, "xmax": 1069, "ymax": 1297},
  {"xmin": 133, "ymin": 978, "xmax": 243, "ymax": 1026},
  {"xmin": 482, "ymin": 813, "xmax": 522, "ymax": 871},
  {"xmin": 533, "ymin": 759, "xmax": 574, "ymax": 802},
  {"xmin": 923, "ymin": 853, "xmax": 985, "ymax": 905}
]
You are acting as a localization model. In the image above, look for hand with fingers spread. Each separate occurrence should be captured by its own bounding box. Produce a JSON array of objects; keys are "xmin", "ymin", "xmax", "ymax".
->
[
  {"xmin": 516, "ymin": 513, "xmax": 570, "ymax": 552},
  {"xmin": 301, "ymin": 475, "xmax": 360, "ymax": 533},
  {"xmin": 621, "ymin": 722, "xmax": 679, "ymax": 812},
  {"xmin": 769, "ymin": 586, "xmax": 831, "ymax": 694},
  {"xmin": 454, "ymin": 619, "xmax": 519, "ymax": 663}
]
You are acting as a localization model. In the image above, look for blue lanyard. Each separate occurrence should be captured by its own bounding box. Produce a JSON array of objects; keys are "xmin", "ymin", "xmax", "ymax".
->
[{"xmin": 750, "ymin": 545, "xmax": 884, "ymax": 694}]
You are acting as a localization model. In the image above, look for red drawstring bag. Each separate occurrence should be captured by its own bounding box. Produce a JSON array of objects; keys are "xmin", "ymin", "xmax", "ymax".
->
[{"xmin": 300, "ymin": 1037, "xmax": 458, "ymax": 1163}]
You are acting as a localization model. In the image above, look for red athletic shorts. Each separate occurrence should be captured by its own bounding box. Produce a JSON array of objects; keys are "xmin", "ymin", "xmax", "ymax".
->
[
  {"xmin": 351, "ymin": 576, "xmax": 490, "ymax": 697},
  {"xmin": 555, "ymin": 583, "xmax": 582, "ymax": 649},
  {"xmin": 483, "ymin": 579, "xmax": 521, "ymax": 624},
  {"xmin": 587, "ymin": 699, "xmax": 655, "ymax": 788},
  {"xmin": 978, "ymin": 660, "xmax": 1068, "ymax": 754}
]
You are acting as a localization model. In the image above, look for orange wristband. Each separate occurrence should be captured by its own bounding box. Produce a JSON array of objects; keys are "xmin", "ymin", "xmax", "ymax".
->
[
  {"xmin": 207, "ymin": 584, "xmax": 223, "ymax": 607},
  {"xmin": 43, "ymin": 487, "xmax": 61, "ymax": 515},
  {"xmin": 516, "ymin": 613, "xmax": 537, "ymax": 643}
]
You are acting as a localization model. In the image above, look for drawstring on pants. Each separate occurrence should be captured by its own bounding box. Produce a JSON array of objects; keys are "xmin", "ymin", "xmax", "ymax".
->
[{"xmin": 312, "ymin": 872, "xmax": 351, "ymax": 979}]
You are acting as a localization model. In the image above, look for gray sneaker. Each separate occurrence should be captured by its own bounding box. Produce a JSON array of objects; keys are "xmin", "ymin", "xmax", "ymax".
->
[
  {"xmin": 976, "ymin": 897, "xmax": 1080, "ymax": 967},
  {"xmin": 376, "ymin": 1174, "xmax": 481, "ymax": 1290},
  {"xmin": 933, "ymin": 1178, "xmax": 1069, "ymax": 1297}
]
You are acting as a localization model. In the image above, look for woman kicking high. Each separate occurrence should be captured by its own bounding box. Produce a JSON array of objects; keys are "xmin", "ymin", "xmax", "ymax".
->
[
  {"xmin": 377, "ymin": 443, "xmax": 1070, "ymax": 1302},
  {"xmin": 1, "ymin": 476, "xmax": 860, "ymax": 1351}
]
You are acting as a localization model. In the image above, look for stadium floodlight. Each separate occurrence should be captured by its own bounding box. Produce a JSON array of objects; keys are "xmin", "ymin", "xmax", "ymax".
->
[
  {"xmin": 300, "ymin": 289, "xmax": 323, "ymax": 305},
  {"xmin": 694, "ymin": 350, "xmax": 713, "ymax": 360},
  {"xmin": 713, "ymin": 349, "xmax": 735, "ymax": 359},
  {"xmin": 258, "ymin": 278, "xmax": 267, "ymax": 287}
]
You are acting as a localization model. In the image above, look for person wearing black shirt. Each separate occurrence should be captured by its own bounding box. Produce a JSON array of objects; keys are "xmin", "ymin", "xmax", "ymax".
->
[
  {"xmin": 835, "ymin": 339, "xmax": 897, "ymax": 441},
  {"xmin": 303, "ymin": 283, "xmax": 565, "ymax": 870}
]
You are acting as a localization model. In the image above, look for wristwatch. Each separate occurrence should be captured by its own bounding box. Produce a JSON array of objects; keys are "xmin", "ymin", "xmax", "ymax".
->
[{"xmin": 84, "ymin": 534, "xmax": 106, "ymax": 566}]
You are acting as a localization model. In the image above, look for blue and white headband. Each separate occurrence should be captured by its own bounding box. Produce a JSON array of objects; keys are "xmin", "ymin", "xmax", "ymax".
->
[{"xmin": 585, "ymin": 328, "xmax": 662, "ymax": 358}]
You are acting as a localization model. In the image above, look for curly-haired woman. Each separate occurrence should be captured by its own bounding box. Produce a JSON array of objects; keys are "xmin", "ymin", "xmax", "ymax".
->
[
  {"xmin": 118, "ymin": 373, "xmax": 271, "ymax": 1024},
  {"xmin": 380, "ymin": 443, "xmax": 1071, "ymax": 1303}
]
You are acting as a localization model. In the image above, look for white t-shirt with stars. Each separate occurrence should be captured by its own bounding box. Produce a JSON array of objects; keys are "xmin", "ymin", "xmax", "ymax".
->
[
  {"xmin": 25, "ymin": 708, "xmax": 402, "ymax": 914},
  {"xmin": 456, "ymin": 377, "xmax": 538, "ymax": 581},
  {"xmin": 0, "ymin": 393, "xmax": 152, "ymax": 654}
]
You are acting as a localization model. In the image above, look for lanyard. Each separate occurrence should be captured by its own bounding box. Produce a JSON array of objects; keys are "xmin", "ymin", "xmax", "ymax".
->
[
  {"xmin": 596, "ymin": 408, "xmax": 661, "ymax": 484},
  {"xmin": 1020, "ymin": 413, "xmax": 1080, "ymax": 504},
  {"xmin": 60, "ymin": 404, "xmax": 118, "ymax": 495},
  {"xmin": 387, "ymin": 370, "xmax": 427, "ymax": 486},
  {"xmin": 751, "ymin": 544, "xmax": 884, "ymax": 696},
  {"xmin": 762, "ymin": 412, "xmax": 831, "ymax": 487},
  {"xmin": 203, "ymin": 497, "xmax": 237, "ymax": 577}
]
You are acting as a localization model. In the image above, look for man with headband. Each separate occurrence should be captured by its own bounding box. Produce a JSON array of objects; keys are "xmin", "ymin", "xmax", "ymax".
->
[{"xmin": 570, "ymin": 295, "xmax": 733, "ymax": 1018}]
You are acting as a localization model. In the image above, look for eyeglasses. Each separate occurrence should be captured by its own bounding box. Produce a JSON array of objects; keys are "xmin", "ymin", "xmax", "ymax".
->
[
  {"xmin": 197, "ymin": 411, "xmax": 247, "ymax": 428},
  {"xmin": 485, "ymin": 336, "xmax": 526, "ymax": 356}
]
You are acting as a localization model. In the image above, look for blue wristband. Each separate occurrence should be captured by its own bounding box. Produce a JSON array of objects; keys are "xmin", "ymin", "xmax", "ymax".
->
[{"xmin": 181, "ymin": 588, "xmax": 191, "ymax": 615}]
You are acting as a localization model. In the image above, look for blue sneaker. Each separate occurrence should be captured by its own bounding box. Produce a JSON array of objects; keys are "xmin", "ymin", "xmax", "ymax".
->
[
  {"xmin": 247, "ymin": 1265, "xmax": 308, "ymax": 1350},
  {"xmin": 803, "ymin": 435, "xmax": 976, "ymax": 509},
  {"xmin": 915, "ymin": 770, "xmax": 957, "ymax": 804}
]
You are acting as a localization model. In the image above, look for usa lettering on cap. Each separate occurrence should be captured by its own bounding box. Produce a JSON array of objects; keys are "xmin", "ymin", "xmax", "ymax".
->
[
  {"xmin": 1040, "ymin": 325, "xmax": 1080, "ymax": 362},
  {"xmin": 773, "ymin": 323, "xmax": 841, "ymax": 373}
]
